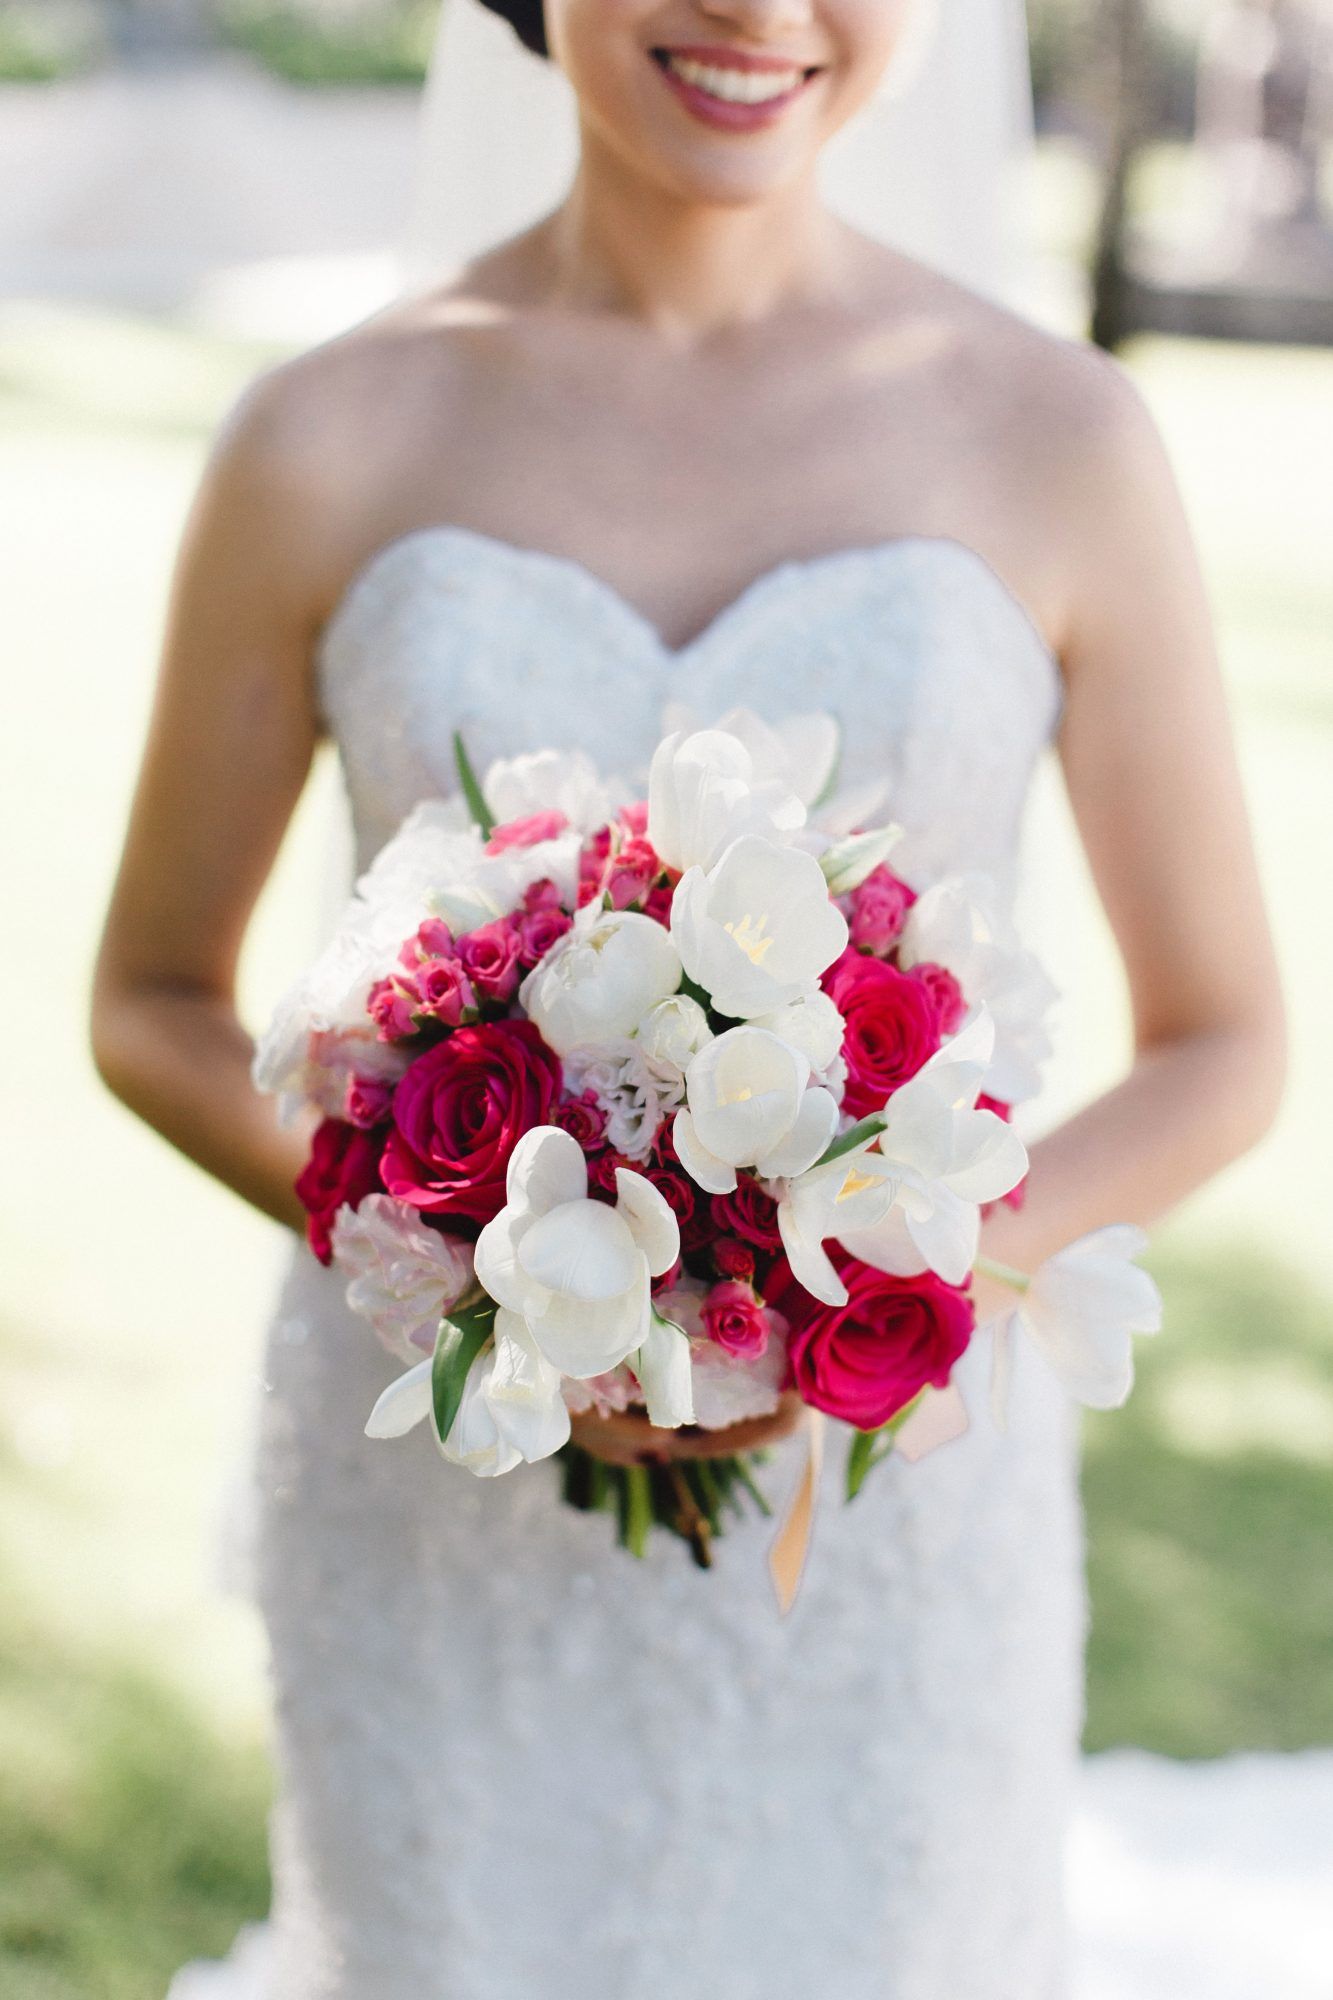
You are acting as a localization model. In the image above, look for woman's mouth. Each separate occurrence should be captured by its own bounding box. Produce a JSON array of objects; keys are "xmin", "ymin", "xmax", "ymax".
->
[{"xmin": 650, "ymin": 45, "xmax": 823, "ymax": 131}]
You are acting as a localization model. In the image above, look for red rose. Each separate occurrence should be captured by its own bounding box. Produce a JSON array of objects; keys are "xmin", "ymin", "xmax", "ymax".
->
[
  {"xmin": 785, "ymin": 1256, "xmax": 974, "ymax": 1429},
  {"xmin": 701, "ymin": 1280, "xmax": 771, "ymax": 1360},
  {"xmin": 295, "ymin": 1117, "xmax": 387, "ymax": 1265},
  {"xmin": 714, "ymin": 1238, "xmax": 757, "ymax": 1282},
  {"xmin": 823, "ymin": 947, "xmax": 943, "ymax": 1118},
  {"xmin": 711, "ymin": 1178, "xmax": 784, "ymax": 1250},
  {"xmin": 380, "ymin": 1019, "xmax": 560, "ymax": 1224},
  {"xmin": 552, "ymin": 1090, "xmax": 607, "ymax": 1151}
]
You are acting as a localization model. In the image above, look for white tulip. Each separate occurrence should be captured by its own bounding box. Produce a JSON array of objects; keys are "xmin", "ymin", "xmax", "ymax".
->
[
  {"xmin": 331, "ymin": 1196, "xmax": 476, "ymax": 1364},
  {"xmin": 993, "ymin": 1225, "xmax": 1163, "ymax": 1416},
  {"xmin": 647, "ymin": 728, "xmax": 806, "ymax": 873},
  {"xmin": 898, "ymin": 874, "xmax": 1058, "ymax": 1105},
  {"xmin": 840, "ymin": 1013, "xmax": 1029, "ymax": 1285},
  {"xmin": 633, "ymin": 1309, "xmax": 696, "ymax": 1427},
  {"xmin": 776, "ymin": 1131, "xmax": 899, "ymax": 1307},
  {"xmin": 671, "ymin": 835, "xmax": 849, "ymax": 1020},
  {"xmin": 748, "ymin": 990, "xmax": 846, "ymax": 1078},
  {"xmin": 363, "ymin": 1308, "xmax": 571, "ymax": 1477},
  {"xmin": 673, "ymin": 1027, "xmax": 840, "ymax": 1196},
  {"xmin": 519, "ymin": 903, "xmax": 682, "ymax": 1057},
  {"xmin": 474, "ymin": 1126, "xmax": 681, "ymax": 1382}
]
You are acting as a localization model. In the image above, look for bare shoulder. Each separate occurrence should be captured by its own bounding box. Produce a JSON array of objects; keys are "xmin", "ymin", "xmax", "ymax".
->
[{"xmin": 204, "ymin": 275, "xmax": 506, "ymax": 620}]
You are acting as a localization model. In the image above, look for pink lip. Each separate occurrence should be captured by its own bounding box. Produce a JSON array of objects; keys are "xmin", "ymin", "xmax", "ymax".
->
[{"xmin": 651, "ymin": 47, "xmax": 821, "ymax": 131}]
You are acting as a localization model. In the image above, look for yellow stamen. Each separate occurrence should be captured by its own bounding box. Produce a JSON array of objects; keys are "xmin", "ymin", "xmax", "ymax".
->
[
  {"xmin": 723, "ymin": 912, "xmax": 775, "ymax": 967},
  {"xmin": 837, "ymin": 1163, "xmax": 885, "ymax": 1203}
]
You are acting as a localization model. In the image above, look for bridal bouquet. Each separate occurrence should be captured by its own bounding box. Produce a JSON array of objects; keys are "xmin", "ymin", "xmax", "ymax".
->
[{"xmin": 255, "ymin": 713, "xmax": 1160, "ymax": 1570}]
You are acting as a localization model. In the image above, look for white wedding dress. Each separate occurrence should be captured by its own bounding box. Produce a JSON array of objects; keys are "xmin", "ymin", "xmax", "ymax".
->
[{"xmin": 173, "ymin": 524, "xmax": 1084, "ymax": 2000}]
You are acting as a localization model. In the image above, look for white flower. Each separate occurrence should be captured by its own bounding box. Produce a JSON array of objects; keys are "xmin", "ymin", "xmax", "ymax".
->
[
  {"xmin": 748, "ymin": 990, "xmax": 846, "ymax": 1082},
  {"xmin": 660, "ymin": 704, "xmax": 843, "ymax": 815},
  {"xmin": 840, "ymin": 1013, "xmax": 1029, "ymax": 1285},
  {"xmin": 635, "ymin": 993, "xmax": 714, "ymax": 1072},
  {"xmin": 671, "ymin": 834, "xmax": 849, "ymax": 1019},
  {"xmin": 330, "ymin": 1196, "xmax": 476, "ymax": 1364},
  {"xmin": 520, "ymin": 903, "xmax": 682, "ymax": 1058},
  {"xmin": 776, "ymin": 1130, "xmax": 899, "ymax": 1307},
  {"xmin": 633, "ymin": 1309, "xmax": 696, "ymax": 1427},
  {"xmin": 647, "ymin": 728, "xmax": 806, "ymax": 873},
  {"xmin": 474, "ymin": 1126, "xmax": 680, "ymax": 1380},
  {"xmin": 561, "ymin": 1040, "xmax": 682, "ymax": 1161},
  {"xmin": 994, "ymin": 1225, "xmax": 1163, "ymax": 1414},
  {"xmin": 652, "ymin": 1282, "xmax": 788, "ymax": 1429},
  {"xmin": 673, "ymin": 1027, "xmax": 840, "ymax": 1196},
  {"xmin": 898, "ymin": 874, "xmax": 1058, "ymax": 1104},
  {"xmin": 482, "ymin": 746, "xmax": 617, "ymax": 834},
  {"xmin": 363, "ymin": 1308, "xmax": 570, "ymax": 1477}
]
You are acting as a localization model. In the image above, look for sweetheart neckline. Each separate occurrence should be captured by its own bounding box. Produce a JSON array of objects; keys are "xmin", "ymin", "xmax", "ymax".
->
[{"xmin": 316, "ymin": 521, "xmax": 1065, "ymax": 709}]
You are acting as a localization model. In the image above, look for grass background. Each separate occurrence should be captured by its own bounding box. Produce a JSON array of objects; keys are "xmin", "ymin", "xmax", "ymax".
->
[{"xmin": 1, "ymin": 281, "xmax": 1331, "ymax": 1993}]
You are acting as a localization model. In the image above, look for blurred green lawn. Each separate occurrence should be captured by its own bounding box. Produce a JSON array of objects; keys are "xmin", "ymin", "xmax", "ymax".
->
[{"xmin": 2, "ymin": 297, "xmax": 1331, "ymax": 1998}]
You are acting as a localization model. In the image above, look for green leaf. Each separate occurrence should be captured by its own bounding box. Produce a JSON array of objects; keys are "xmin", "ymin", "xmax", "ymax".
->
[
  {"xmin": 452, "ymin": 729, "xmax": 496, "ymax": 839},
  {"xmin": 845, "ymin": 1391, "xmax": 927, "ymax": 1501},
  {"xmin": 814, "ymin": 1112, "xmax": 888, "ymax": 1171},
  {"xmin": 430, "ymin": 1298, "xmax": 497, "ymax": 1448}
]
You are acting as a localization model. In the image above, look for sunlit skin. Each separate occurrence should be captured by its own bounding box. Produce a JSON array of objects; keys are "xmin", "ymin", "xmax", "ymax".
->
[{"xmin": 91, "ymin": 0, "xmax": 1285, "ymax": 1468}]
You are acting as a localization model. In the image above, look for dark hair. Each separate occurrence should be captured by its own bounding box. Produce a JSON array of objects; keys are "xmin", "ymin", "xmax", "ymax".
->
[{"xmin": 475, "ymin": 0, "xmax": 548, "ymax": 58}]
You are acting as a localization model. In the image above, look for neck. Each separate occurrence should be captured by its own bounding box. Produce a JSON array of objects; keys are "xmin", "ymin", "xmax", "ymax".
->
[{"xmin": 537, "ymin": 129, "xmax": 853, "ymax": 343}]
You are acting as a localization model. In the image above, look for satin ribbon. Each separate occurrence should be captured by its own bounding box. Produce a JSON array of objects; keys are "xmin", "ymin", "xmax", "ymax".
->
[{"xmin": 767, "ymin": 1410, "xmax": 826, "ymax": 1615}]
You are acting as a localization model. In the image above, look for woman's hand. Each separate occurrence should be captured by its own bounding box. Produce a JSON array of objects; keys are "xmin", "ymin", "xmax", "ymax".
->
[{"xmin": 569, "ymin": 1391, "xmax": 809, "ymax": 1467}]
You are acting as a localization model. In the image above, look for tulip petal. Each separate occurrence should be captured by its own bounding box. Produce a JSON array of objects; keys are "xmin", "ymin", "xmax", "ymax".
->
[
  {"xmin": 904, "ymin": 1186, "xmax": 981, "ymax": 1286},
  {"xmin": 518, "ymin": 1199, "xmax": 640, "ymax": 1303},
  {"xmin": 474, "ymin": 1204, "xmax": 538, "ymax": 1316},
  {"xmin": 364, "ymin": 1358, "xmax": 434, "ymax": 1438},
  {"xmin": 505, "ymin": 1123, "xmax": 588, "ymax": 1217},
  {"xmin": 487, "ymin": 1310, "xmax": 572, "ymax": 1462},
  {"xmin": 756, "ymin": 1085, "xmax": 839, "ymax": 1180},
  {"xmin": 529, "ymin": 1270, "xmax": 649, "ymax": 1378},
  {"xmin": 838, "ymin": 1201, "xmax": 929, "ymax": 1277},
  {"xmin": 777, "ymin": 1191, "xmax": 849, "ymax": 1308},
  {"xmin": 672, "ymin": 1108, "xmax": 738, "ymax": 1195},
  {"xmin": 613, "ymin": 1168, "xmax": 681, "ymax": 1278},
  {"xmin": 633, "ymin": 1310, "xmax": 696, "ymax": 1427}
]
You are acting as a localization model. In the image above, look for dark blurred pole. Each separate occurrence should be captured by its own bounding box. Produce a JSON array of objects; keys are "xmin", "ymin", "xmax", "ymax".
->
[{"xmin": 1089, "ymin": 0, "xmax": 1153, "ymax": 350}]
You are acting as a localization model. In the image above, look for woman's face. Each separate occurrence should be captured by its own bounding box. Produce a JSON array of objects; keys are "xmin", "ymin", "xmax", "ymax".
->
[{"xmin": 545, "ymin": 0, "xmax": 913, "ymax": 206}]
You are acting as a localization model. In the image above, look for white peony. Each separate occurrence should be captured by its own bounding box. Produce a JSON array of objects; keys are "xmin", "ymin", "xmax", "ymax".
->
[
  {"xmin": 473, "ymin": 1126, "xmax": 681, "ymax": 1380},
  {"xmin": 330, "ymin": 1196, "xmax": 476, "ymax": 1364},
  {"xmin": 482, "ymin": 746, "xmax": 617, "ymax": 834},
  {"xmin": 635, "ymin": 992, "xmax": 714, "ymax": 1072},
  {"xmin": 647, "ymin": 728, "xmax": 806, "ymax": 873},
  {"xmin": 673, "ymin": 1026, "xmax": 840, "ymax": 1196},
  {"xmin": 519, "ymin": 903, "xmax": 682, "ymax": 1058},
  {"xmin": 992, "ymin": 1225, "xmax": 1163, "ymax": 1416},
  {"xmin": 671, "ymin": 835, "xmax": 849, "ymax": 1020}
]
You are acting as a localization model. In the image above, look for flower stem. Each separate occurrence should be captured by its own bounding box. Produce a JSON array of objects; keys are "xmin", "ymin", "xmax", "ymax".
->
[{"xmin": 973, "ymin": 1253, "xmax": 1031, "ymax": 1293}]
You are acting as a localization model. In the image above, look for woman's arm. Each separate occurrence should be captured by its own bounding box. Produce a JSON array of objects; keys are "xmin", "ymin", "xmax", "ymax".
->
[
  {"xmin": 980, "ymin": 353, "xmax": 1286, "ymax": 1285},
  {"xmin": 91, "ymin": 366, "xmax": 343, "ymax": 1234}
]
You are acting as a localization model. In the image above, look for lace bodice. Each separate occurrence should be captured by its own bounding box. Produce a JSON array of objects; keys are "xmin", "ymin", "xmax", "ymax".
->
[
  {"xmin": 316, "ymin": 525, "xmax": 1062, "ymax": 885},
  {"xmin": 186, "ymin": 527, "xmax": 1085, "ymax": 2000}
]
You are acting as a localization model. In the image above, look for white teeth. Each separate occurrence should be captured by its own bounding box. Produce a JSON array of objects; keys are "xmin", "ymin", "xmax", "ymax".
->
[{"xmin": 665, "ymin": 55, "xmax": 804, "ymax": 105}]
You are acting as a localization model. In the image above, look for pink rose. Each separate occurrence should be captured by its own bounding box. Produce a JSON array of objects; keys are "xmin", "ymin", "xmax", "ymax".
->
[
  {"xmin": 485, "ymin": 809, "xmax": 569, "ymax": 854},
  {"xmin": 415, "ymin": 954, "xmax": 475, "ymax": 1026},
  {"xmin": 295, "ymin": 1117, "xmax": 387, "ymax": 1265},
  {"xmin": 909, "ymin": 960, "xmax": 966, "ymax": 1038},
  {"xmin": 523, "ymin": 877, "xmax": 563, "ymax": 913},
  {"xmin": 343, "ymin": 1073, "xmax": 396, "ymax": 1129},
  {"xmin": 516, "ymin": 903, "xmax": 573, "ymax": 969},
  {"xmin": 456, "ymin": 919, "xmax": 523, "ymax": 1005},
  {"xmin": 367, "ymin": 975, "xmax": 420, "ymax": 1042},
  {"xmin": 380, "ymin": 1019, "xmax": 561, "ymax": 1225},
  {"xmin": 701, "ymin": 1280, "xmax": 772, "ymax": 1360},
  {"xmin": 618, "ymin": 801, "xmax": 650, "ymax": 838},
  {"xmin": 783, "ymin": 1254, "xmax": 974, "ymax": 1429},
  {"xmin": 822, "ymin": 948, "xmax": 942, "ymax": 1119},
  {"xmin": 407, "ymin": 917, "xmax": 455, "ymax": 962},
  {"xmin": 848, "ymin": 865, "xmax": 917, "ymax": 954},
  {"xmin": 710, "ymin": 1179, "xmax": 784, "ymax": 1251},
  {"xmin": 603, "ymin": 835, "xmax": 662, "ymax": 911}
]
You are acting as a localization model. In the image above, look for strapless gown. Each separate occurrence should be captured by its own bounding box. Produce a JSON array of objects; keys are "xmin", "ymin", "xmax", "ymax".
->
[{"xmin": 170, "ymin": 525, "xmax": 1083, "ymax": 2000}]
